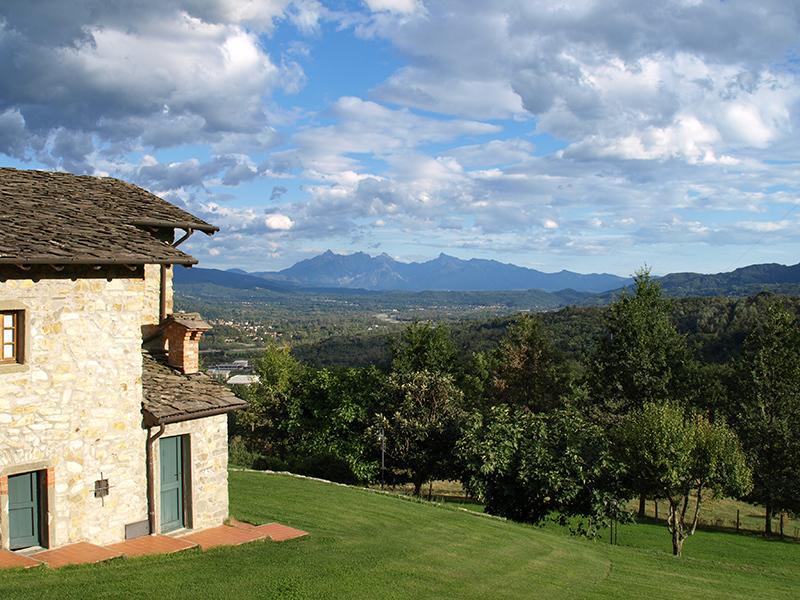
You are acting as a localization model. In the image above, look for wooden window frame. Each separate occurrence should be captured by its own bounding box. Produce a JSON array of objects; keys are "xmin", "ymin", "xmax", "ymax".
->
[{"xmin": 0, "ymin": 310, "xmax": 23, "ymax": 365}]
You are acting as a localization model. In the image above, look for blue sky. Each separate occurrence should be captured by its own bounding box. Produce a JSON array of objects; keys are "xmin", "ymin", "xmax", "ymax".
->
[{"xmin": 1, "ymin": 1, "xmax": 799, "ymax": 276}]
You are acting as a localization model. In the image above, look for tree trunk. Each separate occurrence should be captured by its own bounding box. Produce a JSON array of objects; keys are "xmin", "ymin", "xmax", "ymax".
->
[
  {"xmin": 780, "ymin": 512, "xmax": 785, "ymax": 539},
  {"xmin": 654, "ymin": 500, "xmax": 659, "ymax": 520},
  {"xmin": 671, "ymin": 525, "xmax": 683, "ymax": 557},
  {"xmin": 638, "ymin": 494, "xmax": 646, "ymax": 519},
  {"xmin": 765, "ymin": 502, "xmax": 773, "ymax": 536},
  {"xmin": 413, "ymin": 479, "xmax": 423, "ymax": 497}
]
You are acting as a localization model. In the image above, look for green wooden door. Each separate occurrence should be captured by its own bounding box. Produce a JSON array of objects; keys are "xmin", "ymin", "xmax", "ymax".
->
[
  {"xmin": 8, "ymin": 472, "xmax": 40, "ymax": 550},
  {"xmin": 160, "ymin": 436, "xmax": 184, "ymax": 532}
]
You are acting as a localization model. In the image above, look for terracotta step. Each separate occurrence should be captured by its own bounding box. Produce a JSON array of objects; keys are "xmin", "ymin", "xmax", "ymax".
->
[
  {"xmin": 256, "ymin": 523, "xmax": 309, "ymax": 542},
  {"xmin": 0, "ymin": 550, "xmax": 42, "ymax": 570},
  {"xmin": 106, "ymin": 535, "xmax": 198, "ymax": 558},
  {"xmin": 180, "ymin": 525, "xmax": 268, "ymax": 550},
  {"xmin": 33, "ymin": 542, "xmax": 122, "ymax": 569}
]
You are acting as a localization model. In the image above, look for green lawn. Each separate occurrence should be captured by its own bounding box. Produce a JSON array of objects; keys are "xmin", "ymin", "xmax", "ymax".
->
[{"xmin": 1, "ymin": 471, "xmax": 798, "ymax": 599}]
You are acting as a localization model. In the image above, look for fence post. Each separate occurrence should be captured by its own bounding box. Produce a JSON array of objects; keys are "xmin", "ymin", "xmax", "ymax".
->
[{"xmin": 736, "ymin": 509, "xmax": 740, "ymax": 533}]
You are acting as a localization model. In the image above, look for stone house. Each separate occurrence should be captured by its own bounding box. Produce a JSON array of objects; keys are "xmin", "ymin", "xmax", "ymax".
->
[{"xmin": 0, "ymin": 168, "xmax": 246, "ymax": 552}]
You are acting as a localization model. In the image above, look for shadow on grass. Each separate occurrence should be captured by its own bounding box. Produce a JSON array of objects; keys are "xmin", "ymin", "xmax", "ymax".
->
[{"xmin": 633, "ymin": 515, "xmax": 800, "ymax": 544}]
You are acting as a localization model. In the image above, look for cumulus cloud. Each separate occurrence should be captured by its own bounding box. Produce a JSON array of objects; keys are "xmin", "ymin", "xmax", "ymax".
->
[
  {"xmin": 2, "ymin": 0, "xmax": 799, "ymax": 273},
  {"xmin": 365, "ymin": 1, "xmax": 800, "ymax": 161},
  {"xmin": 0, "ymin": 0, "xmax": 307, "ymax": 170},
  {"xmin": 265, "ymin": 213, "xmax": 295, "ymax": 230}
]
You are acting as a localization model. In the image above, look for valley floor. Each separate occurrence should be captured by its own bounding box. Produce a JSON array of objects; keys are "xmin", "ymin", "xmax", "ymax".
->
[{"xmin": 1, "ymin": 471, "xmax": 798, "ymax": 599}]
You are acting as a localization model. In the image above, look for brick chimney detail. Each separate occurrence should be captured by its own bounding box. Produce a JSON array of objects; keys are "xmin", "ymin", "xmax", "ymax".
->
[{"xmin": 163, "ymin": 313, "xmax": 212, "ymax": 374}]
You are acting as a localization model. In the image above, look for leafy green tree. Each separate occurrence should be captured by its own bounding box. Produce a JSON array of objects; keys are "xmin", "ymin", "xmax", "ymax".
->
[
  {"xmin": 377, "ymin": 370, "xmax": 465, "ymax": 495},
  {"xmin": 589, "ymin": 268, "xmax": 692, "ymax": 516},
  {"xmin": 458, "ymin": 406, "xmax": 628, "ymax": 536},
  {"xmin": 590, "ymin": 268, "xmax": 690, "ymax": 414},
  {"xmin": 729, "ymin": 302, "xmax": 800, "ymax": 534},
  {"xmin": 486, "ymin": 315, "xmax": 565, "ymax": 412},
  {"xmin": 391, "ymin": 322, "xmax": 458, "ymax": 375},
  {"xmin": 292, "ymin": 365, "xmax": 388, "ymax": 482},
  {"xmin": 619, "ymin": 403, "xmax": 751, "ymax": 556},
  {"xmin": 235, "ymin": 345, "xmax": 388, "ymax": 483},
  {"xmin": 236, "ymin": 344, "xmax": 305, "ymax": 456}
]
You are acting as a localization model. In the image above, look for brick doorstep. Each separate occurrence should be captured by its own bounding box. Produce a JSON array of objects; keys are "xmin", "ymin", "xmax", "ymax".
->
[
  {"xmin": 33, "ymin": 542, "xmax": 122, "ymax": 569},
  {"xmin": 180, "ymin": 525, "xmax": 269, "ymax": 550},
  {"xmin": 106, "ymin": 534, "xmax": 198, "ymax": 558},
  {"xmin": 1, "ymin": 521, "xmax": 308, "ymax": 570},
  {"xmin": 0, "ymin": 550, "xmax": 43, "ymax": 570},
  {"xmin": 228, "ymin": 519, "xmax": 309, "ymax": 542}
]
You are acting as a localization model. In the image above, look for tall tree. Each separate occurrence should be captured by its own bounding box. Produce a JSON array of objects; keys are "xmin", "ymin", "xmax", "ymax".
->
[
  {"xmin": 589, "ymin": 268, "xmax": 691, "ymax": 516},
  {"xmin": 729, "ymin": 301, "xmax": 800, "ymax": 534},
  {"xmin": 590, "ymin": 268, "xmax": 690, "ymax": 414},
  {"xmin": 619, "ymin": 403, "xmax": 752, "ymax": 556},
  {"xmin": 236, "ymin": 343, "xmax": 305, "ymax": 456}
]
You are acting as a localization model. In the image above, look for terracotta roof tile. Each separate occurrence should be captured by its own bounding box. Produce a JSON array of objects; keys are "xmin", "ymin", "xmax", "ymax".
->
[{"xmin": 0, "ymin": 168, "xmax": 217, "ymax": 265}]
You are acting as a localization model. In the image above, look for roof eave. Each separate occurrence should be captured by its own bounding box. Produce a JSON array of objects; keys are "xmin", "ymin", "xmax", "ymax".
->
[
  {"xmin": 131, "ymin": 218, "xmax": 219, "ymax": 234},
  {"xmin": 0, "ymin": 256, "xmax": 199, "ymax": 267},
  {"xmin": 142, "ymin": 402, "xmax": 247, "ymax": 428}
]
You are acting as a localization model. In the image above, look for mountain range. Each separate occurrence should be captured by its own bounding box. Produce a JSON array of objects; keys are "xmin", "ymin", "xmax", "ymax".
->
[
  {"xmin": 247, "ymin": 251, "xmax": 632, "ymax": 293},
  {"xmin": 173, "ymin": 251, "xmax": 800, "ymax": 299}
]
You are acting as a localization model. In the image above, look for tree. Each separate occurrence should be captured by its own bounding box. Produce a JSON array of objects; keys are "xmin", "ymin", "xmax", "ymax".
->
[
  {"xmin": 377, "ymin": 370, "xmax": 465, "ymax": 495},
  {"xmin": 729, "ymin": 302, "xmax": 800, "ymax": 534},
  {"xmin": 235, "ymin": 345, "xmax": 388, "ymax": 483},
  {"xmin": 590, "ymin": 268, "xmax": 690, "ymax": 415},
  {"xmin": 589, "ymin": 268, "xmax": 691, "ymax": 516},
  {"xmin": 391, "ymin": 322, "xmax": 458, "ymax": 375},
  {"xmin": 458, "ymin": 405, "xmax": 628, "ymax": 536},
  {"xmin": 235, "ymin": 343, "xmax": 305, "ymax": 456},
  {"xmin": 486, "ymin": 315, "xmax": 565, "ymax": 412},
  {"xmin": 618, "ymin": 403, "xmax": 752, "ymax": 556}
]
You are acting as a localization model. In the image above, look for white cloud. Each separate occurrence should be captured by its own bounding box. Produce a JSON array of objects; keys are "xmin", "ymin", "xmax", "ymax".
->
[
  {"xmin": 0, "ymin": 0, "xmax": 310, "ymax": 169},
  {"xmin": 364, "ymin": 0, "xmax": 421, "ymax": 15},
  {"xmin": 543, "ymin": 218, "xmax": 559, "ymax": 230},
  {"xmin": 265, "ymin": 213, "xmax": 295, "ymax": 230}
]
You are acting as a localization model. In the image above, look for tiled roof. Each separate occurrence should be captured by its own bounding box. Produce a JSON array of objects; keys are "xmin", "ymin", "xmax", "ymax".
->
[
  {"xmin": 141, "ymin": 352, "xmax": 247, "ymax": 425},
  {"xmin": 0, "ymin": 168, "xmax": 217, "ymax": 266}
]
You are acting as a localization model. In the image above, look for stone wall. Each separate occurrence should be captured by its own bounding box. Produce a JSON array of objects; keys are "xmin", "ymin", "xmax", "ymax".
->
[
  {"xmin": 0, "ymin": 273, "xmax": 150, "ymax": 549},
  {"xmin": 0, "ymin": 264, "xmax": 230, "ymax": 550}
]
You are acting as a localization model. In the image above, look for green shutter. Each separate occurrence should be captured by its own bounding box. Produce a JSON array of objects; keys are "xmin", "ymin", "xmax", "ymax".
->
[
  {"xmin": 8, "ymin": 472, "xmax": 40, "ymax": 550},
  {"xmin": 160, "ymin": 436, "xmax": 184, "ymax": 532}
]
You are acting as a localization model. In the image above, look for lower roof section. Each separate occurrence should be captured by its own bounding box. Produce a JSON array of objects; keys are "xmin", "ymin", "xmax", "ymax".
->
[{"xmin": 141, "ymin": 351, "xmax": 247, "ymax": 426}]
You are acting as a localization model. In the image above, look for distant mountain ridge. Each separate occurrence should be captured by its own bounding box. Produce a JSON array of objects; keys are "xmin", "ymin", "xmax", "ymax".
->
[
  {"xmin": 173, "ymin": 254, "xmax": 800, "ymax": 299},
  {"xmin": 248, "ymin": 250, "xmax": 632, "ymax": 293}
]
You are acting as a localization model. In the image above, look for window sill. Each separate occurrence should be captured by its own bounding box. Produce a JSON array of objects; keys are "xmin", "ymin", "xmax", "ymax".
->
[{"xmin": 0, "ymin": 362, "xmax": 28, "ymax": 375}]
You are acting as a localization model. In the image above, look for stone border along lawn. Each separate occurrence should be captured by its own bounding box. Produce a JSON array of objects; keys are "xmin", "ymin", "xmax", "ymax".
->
[{"xmin": 0, "ymin": 470, "xmax": 798, "ymax": 599}]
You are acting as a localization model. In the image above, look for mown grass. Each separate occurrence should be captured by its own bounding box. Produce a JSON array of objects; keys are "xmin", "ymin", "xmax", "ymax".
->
[{"xmin": 1, "ymin": 471, "xmax": 798, "ymax": 599}]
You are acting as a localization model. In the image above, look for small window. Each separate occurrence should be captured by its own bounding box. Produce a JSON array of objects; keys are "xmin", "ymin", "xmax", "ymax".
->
[{"xmin": 1, "ymin": 310, "xmax": 23, "ymax": 364}]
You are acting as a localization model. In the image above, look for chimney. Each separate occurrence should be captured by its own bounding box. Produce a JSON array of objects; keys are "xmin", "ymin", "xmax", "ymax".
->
[{"xmin": 163, "ymin": 313, "xmax": 211, "ymax": 374}]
